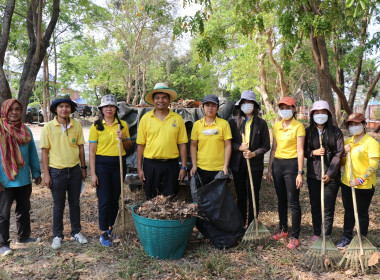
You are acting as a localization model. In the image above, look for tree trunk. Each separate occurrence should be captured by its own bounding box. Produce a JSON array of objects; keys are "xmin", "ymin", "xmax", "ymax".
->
[
  {"xmin": 132, "ymin": 65, "xmax": 139, "ymax": 106},
  {"xmin": 0, "ymin": 0, "xmax": 16, "ymax": 103},
  {"xmin": 141, "ymin": 62, "xmax": 146, "ymax": 105},
  {"xmin": 348, "ymin": 17, "xmax": 368, "ymax": 109},
  {"xmin": 53, "ymin": 30, "xmax": 58, "ymax": 97},
  {"xmin": 332, "ymin": 39, "xmax": 345, "ymax": 125},
  {"xmin": 309, "ymin": 32, "xmax": 337, "ymax": 124},
  {"xmin": 42, "ymin": 55, "xmax": 50, "ymax": 122},
  {"xmin": 362, "ymin": 70, "xmax": 380, "ymax": 114},
  {"xmin": 17, "ymin": 0, "xmax": 60, "ymax": 119}
]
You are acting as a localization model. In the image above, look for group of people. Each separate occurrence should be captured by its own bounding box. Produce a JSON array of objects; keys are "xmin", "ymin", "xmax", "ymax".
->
[{"xmin": 0, "ymin": 82, "xmax": 378, "ymax": 256}]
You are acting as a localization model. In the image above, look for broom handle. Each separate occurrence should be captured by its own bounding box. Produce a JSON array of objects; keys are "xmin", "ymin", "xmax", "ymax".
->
[
  {"xmin": 242, "ymin": 133, "xmax": 259, "ymax": 236},
  {"xmin": 118, "ymin": 124, "xmax": 125, "ymax": 232},
  {"xmin": 348, "ymin": 152, "xmax": 364, "ymax": 256},
  {"xmin": 319, "ymin": 133, "xmax": 326, "ymax": 255}
]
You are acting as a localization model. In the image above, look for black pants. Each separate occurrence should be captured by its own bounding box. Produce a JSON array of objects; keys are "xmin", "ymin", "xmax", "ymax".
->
[
  {"xmin": 272, "ymin": 158, "xmax": 301, "ymax": 239},
  {"xmin": 0, "ymin": 184, "xmax": 32, "ymax": 247},
  {"xmin": 232, "ymin": 159, "xmax": 263, "ymax": 226},
  {"xmin": 143, "ymin": 158, "xmax": 180, "ymax": 200},
  {"xmin": 341, "ymin": 184, "xmax": 375, "ymax": 239},
  {"xmin": 307, "ymin": 177, "xmax": 339, "ymax": 236},
  {"xmin": 50, "ymin": 165, "xmax": 82, "ymax": 239},
  {"xmin": 197, "ymin": 168, "xmax": 220, "ymax": 186},
  {"xmin": 96, "ymin": 155, "xmax": 126, "ymax": 231}
]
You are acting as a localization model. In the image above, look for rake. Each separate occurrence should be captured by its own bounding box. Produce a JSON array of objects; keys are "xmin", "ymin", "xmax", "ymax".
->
[
  {"xmin": 241, "ymin": 133, "xmax": 271, "ymax": 246},
  {"xmin": 301, "ymin": 133, "xmax": 339, "ymax": 272},
  {"xmin": 337, "ymin": 152, "xmax": 378, "ymax": 274},
  {"xmin": 113, "ymin": 125, "xmax": 135, "ymax": 239}
]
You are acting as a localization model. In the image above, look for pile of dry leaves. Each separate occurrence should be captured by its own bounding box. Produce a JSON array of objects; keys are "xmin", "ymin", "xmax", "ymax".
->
[
  {"xmin": 136, "ymin": 195, "xmax": 198, "ymax": 220},
  {"xmin": 170, "ymin": 99, "xmax": 201, "ymax": 108}
]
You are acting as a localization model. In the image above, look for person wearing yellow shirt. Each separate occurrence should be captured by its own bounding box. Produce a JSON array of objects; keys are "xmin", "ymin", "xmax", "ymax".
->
[
  {"xmin": 136, "ymin": 83, "xmax": 188, "ymax": 200},
  {"xmin": 267, "ymin": 96, "xmax": 305, "ymax": 250},
  {"xmin": 228, "ymin": 90, "xmax": 270, "ymax": 228},
  {"xmin": 89, "ymin": 95, "xmax": 132, "ymax": 247},
  {"xmin": 40, "ymin": 96, "xmax": 88, "ymax": 250},
  {"xmin": 190, "ymin": 94, "xmax": 232, "ymax": 185},
  {"xmin": 336, "ymin": 113, "xmax": 380, "ymax": 248}
]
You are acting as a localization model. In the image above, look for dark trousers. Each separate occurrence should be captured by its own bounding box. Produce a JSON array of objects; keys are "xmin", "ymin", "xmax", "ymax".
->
[
  {"xmin": 197, "ymin": 168, "xmax": 220, "ymax": 186},
  {"xmin": 272, "ymin": 158, "xmax": 301, "ymax": 239},
  {"xmin": 341, "ymin": 184, "xmax": 375, "ymax": 239},
  {"xmin": 96, "ymin": 155, "xmax": 126, "ymax": 231},
  {"xmin": 143, "ymin": 158, "xmax": 180, "ymax": 200},
  {"xmin": 307, "ymin": 177, "xmax": 339, "ymax": 236},
  {"xmin": 232, "ymin": 159, "xmax": 263, "ymax": 226},
  {"xmin": 0, "ymin": 184, "xmax": 32, "ymax": 246},
  {"xmin": 50, "ymin": 165, "xmax": 82, "ymax": 239}
]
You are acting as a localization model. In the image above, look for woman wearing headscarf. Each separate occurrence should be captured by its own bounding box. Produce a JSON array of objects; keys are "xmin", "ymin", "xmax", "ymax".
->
[
  {"xmin": 89, "ymin": 94, "xmax": 132, "ymax": 247},
  {"xmin": 228, "ymin": 90, "xmax": 270, "ymax": 228},
  {"xmin": 336, "ymin": 113, "xmax": 379, "ymax": 248},
  {"xmin": 0, "ymin": 99, "xmax": 41, "ymax": 256},
  {"xmin": 305, "ymin": 100, "xmax": 344, "ymax": 242},
  {"xmin": 266, "ymin": 97, "xmax": 305, "ymax": 250}
]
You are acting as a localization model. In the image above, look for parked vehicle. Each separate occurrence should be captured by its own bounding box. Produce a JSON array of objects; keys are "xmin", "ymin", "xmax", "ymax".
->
[
  {"xmin": 26, "ymin": 107, "xmax": 43, "ymax": 123},
  {"xmin": 76, "ymin": 104, "xmax": 92, "ymax": 117}
]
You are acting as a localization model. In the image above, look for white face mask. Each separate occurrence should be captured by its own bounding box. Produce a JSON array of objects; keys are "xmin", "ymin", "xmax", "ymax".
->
[
  {"xmin": 279, "ymin": 109, "xmax": 293, "ymax": 120},
  {"xmin": 313, "ymin": 113, "xmax": 328, "ymax": 125},
  {"xmin": 202, "ymin": 128, "xmax": 218, "ymax": 136},
  {"xmin": 240, "ymin": 103, "xmax": 254, "ymax": 115},
  {"xmin": 349, "ymin": 124, "xmax": 364, "ymax": 136}
]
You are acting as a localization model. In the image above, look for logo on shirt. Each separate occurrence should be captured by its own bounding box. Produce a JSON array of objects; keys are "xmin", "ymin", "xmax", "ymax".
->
[
  {"xmin": 172, "ymin": 120, "xmax": 177, "ymax": 127},
  {"xmin": 72, "ymin": 138, "xmax": 76, "ymax": 144}
]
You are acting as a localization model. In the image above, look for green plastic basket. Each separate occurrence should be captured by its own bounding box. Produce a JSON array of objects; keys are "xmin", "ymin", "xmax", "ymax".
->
[{"xmin": 131, "ymin": 205, "xmax": 196, "ymax": 259}]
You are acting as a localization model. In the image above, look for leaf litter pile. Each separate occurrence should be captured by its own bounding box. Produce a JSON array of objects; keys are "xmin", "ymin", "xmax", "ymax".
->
[{"xmin": 136, "ymin": 195, "xmax": 198, "ymax": 220}]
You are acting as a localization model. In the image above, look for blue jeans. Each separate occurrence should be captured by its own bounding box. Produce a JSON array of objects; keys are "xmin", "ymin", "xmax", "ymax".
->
[{"xmin": 50, "ymin": 165, "xmax": 82, "ymax": 239}]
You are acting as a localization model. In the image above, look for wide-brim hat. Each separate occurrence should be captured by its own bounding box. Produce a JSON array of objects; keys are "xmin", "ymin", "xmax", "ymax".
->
[
  {"xmin": 98, "ymin": 94, "xmax": 118, "ymax": 110},
  {"xmin": 310, "ymin": 100, "xmax": 332, "ymax": 115},
  {"xmin": 144, "ymin": 83, "xmax": 178, "ymax": 106},
  {"xmin": 344, "ymin": 113, "xmax": 366, "ymax": 125},
  {"xmin": 50, "ymin": 95, "xmax": 77, "ymax": 114},
  {"xmin": 235, "ymin": 90, "xmax": 260, "ymax": 109},
  {"xmin": 277, "ymin": 96, "xmax": 296, "ymax": 107}
]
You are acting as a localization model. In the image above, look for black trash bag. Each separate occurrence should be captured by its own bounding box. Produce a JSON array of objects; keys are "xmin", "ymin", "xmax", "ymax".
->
[{"xmin": 191, "ymin": 172, "xmax": 243, "ymax": 249}]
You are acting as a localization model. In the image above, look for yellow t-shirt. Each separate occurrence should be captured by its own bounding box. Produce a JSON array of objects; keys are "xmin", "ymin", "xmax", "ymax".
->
[
  {"xmin": 244, "ymin": 117, "xmax": 253, "ymax": 145},
  {"xmin": 191, "ymin": 117, "xmax": 232, "ymax": 171},
  {"xmin": 40, "ymin": 117, "xmax": 85, "ymax": 169},
  {"xmin": 341, "ymin": 134, "xmax": 380, "ymax": 189},
  {"xmin": 88, "ymin": 119, "xmax": 130, "ymax": 156},
  {"xmin": 136, "ymin": 109, "xmax": 188, "ymax": 159},
  {"xmin": 273, "ymin": 118, "xmax": 305, "ymax": 159}
]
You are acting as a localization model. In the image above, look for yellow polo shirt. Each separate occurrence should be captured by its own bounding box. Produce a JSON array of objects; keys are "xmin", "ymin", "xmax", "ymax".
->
[
  {"xmin": 191, "ymin": 117, "xmax": 232, "ymax": 171},
  {"xmin": 136, "ymin": 109, "xmax": 188, "ymax": 159},
  {"xmin": 244, "ymin": 118, "xmax": 253, "ymax": 144},
  {"xmin": 273, "ymin": 118, "xmax": 305, "ymax": 159},
  {"xmin": 40, "ymin": 117, "xmax": 85, "ymax": 169},
  {"xmin": 89, "ymin": 119, "xmax": 130, "ymax": 156},
  {"xmin": 342, "ymin": 134, "xmax": 379, "ymax": 189}
]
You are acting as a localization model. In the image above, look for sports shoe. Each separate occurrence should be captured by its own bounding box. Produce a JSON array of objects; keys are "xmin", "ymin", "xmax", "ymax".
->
[
  {"xmin": 271, "ymin": 230, "xmax": 288, "ymax": 241},
  {"xmin": 16, "ymin": 237, "xmax": 41, "ymax": 244},
  {"xmin": 0, "ymin": 246, "xmax": 12, "ymax": 256},
  {"xmin": 286, "ymin": 237, "xmax": 299, "ymax": 250},
  {"xmin": 310, "ymin": 235, "xmax": 320, "ymax": 243},
  {"xmin": 72, "ymin": 232, "xmax": 88, "ymax": 244},
  {"xmin": 336, "ymin": 236, "xmax": 351, "ymax": 249},
  {"xmin": 51, "ymin": 237, "xmax": 62, "ymax": 249},
  {"xmin": 100, "ymin": 232, "xmax": 112, "ymax": 247},
  {"xmin": 106, "ymin": 229, "xmax": 116, "ymax": 239}
]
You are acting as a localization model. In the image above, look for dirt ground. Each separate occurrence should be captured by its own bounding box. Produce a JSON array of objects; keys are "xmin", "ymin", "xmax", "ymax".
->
[{"xmin": 0, "ymin": 169, "xmax": 379, "ymax": 280}]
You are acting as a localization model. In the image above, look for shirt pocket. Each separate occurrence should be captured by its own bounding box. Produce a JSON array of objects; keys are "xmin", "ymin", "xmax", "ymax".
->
[{"xmin": 67, "ymin": 130, "xmax": 79, "ymax": 147}]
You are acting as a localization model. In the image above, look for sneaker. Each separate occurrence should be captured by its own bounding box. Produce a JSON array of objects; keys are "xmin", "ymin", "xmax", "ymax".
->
[
  {"xmin": 336, "ymin": 236, "xmax": 351, "ymax": 248},
  {"xmin": 310, "ymin": 235, "xmax": 320, "ymax": 243},
  {"xmin": 72, "ymin": 232, "xmax": 88, "ymax": 244},
  {"xmin": 100, "ymin": 232, "xmax": 112, "ymax": 247},
  {"xmin": 0, "ymin": 246, "xmax": 12, "ymax": 256},
  {"xmin": 106, "ymin": 229, "xmax": 116, "ymax": 239},
  {"xmin": 287, "ymin": 237, "xmax": 299, "ymax": 250},
  {"xmin": 51, "ymin": 237, "xmax": 62, "ymax": 249},
  {"xmin": 271, "ymin": 231, "xmax": 288, "ymax": 241},
  {"xmin": 16, "ymin": 237, "xmax": 41, "ymax": 244}
]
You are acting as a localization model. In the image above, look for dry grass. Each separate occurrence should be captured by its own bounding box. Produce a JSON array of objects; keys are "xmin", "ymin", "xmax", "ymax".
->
[{"xmin": 0, "ymin": 169, "xmax": 379, "ymax": 280}]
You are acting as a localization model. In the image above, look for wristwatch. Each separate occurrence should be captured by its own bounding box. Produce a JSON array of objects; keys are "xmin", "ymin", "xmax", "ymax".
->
[
  {"xmin": 298, "ymin": 171, "xmax": 304, "ymax": 175},
  {"xmin": 81, "ymin": 165, "xmax": 87, "ymax": 170},
  {"xmin": 181, "ymin": 166, "xmax": 188, "ymax": 171}
]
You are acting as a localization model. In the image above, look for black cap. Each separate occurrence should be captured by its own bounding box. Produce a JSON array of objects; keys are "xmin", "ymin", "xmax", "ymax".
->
[{"xmin": 202, "ymin": 94, "xmax": 219, "ymax": 106}]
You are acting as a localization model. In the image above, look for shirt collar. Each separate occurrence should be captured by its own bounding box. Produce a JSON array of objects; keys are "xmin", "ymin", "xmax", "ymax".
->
[
  {"xmin": 280, "ymin": 117, "xmax": 295, "ymax": 130},
  {"xmin": 53, "ymin": 116, "xmax": 73, "ymax": 127},
  {"xmin": 102, "ymin": 118, "xmax": 118, "ymax": 126},
  {"xmin": 201, "ymin": 116, "xmax": 218, "ymax": 127},
  {"xmin": 150, "ymin": 108, "xmax": 174, "ymax": 120},
  {"xmin": 349, "ymin": 133, "xmax": 368, "ymax": 145}
]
